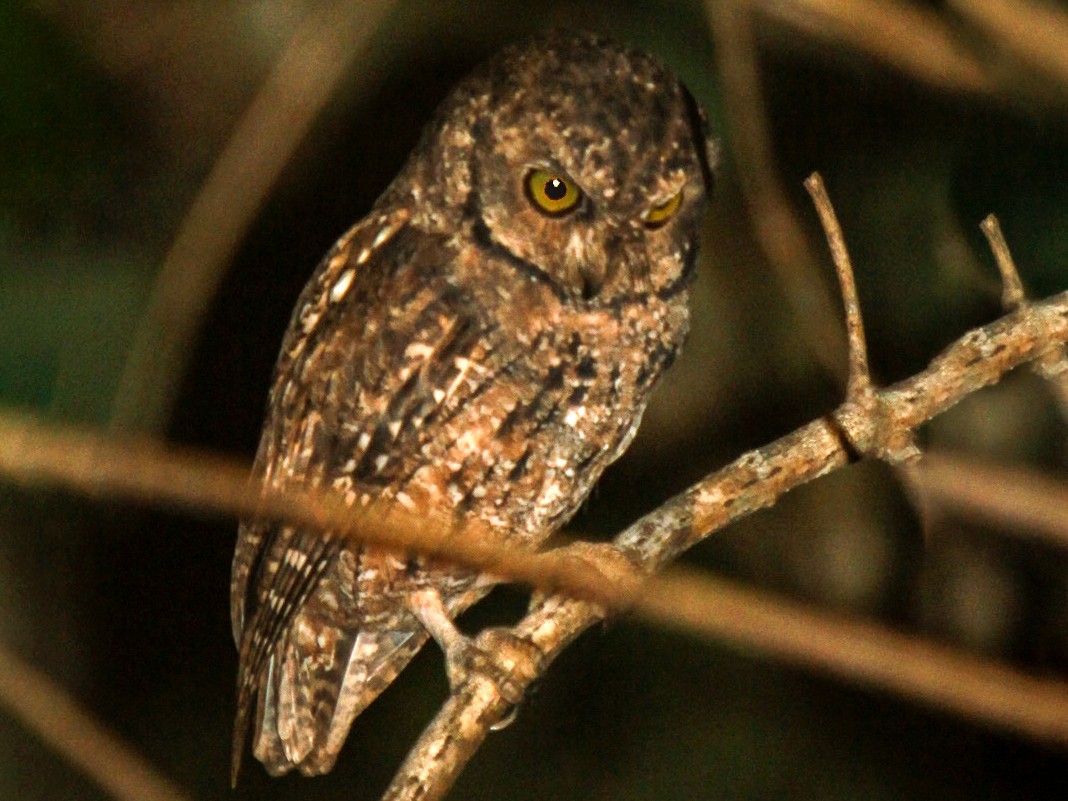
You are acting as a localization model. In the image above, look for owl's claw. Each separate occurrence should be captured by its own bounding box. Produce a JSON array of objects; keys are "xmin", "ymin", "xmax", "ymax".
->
[
  {"xmin": 454, "ymin": 627, "xmax": 543, "ymax": 704},
  {"xmin": 409, "ymin": 589, "xmax": 542, "ymax": 709}
]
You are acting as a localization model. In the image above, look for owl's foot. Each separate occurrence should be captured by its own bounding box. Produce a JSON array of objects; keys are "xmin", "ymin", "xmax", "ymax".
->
[
  {"xmin": 409, "ymin": 589, "xmax": 542, "ymax": 706},
  {"xmin": 462, "ymin": 626, "xmax": 543, "ymax": 705}
]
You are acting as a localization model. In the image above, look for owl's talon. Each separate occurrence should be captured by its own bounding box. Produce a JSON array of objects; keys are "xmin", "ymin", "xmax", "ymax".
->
[
  {"xmin": 489, "ymin": 703, "xmax": 520, "ymax": 731},
  {"xmin": 442, "ymin": 626, "xmax": 541, "ymax": 722},
  {"xmin": 410, "ymin": 589, "xmax": 541, "ymax": 705},
  {"xmin": 469, "ymin": 627, "xmax": 543, "ymax": 703}
]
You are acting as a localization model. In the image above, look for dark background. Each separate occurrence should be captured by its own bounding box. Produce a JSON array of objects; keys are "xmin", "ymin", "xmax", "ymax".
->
[{"xmin": 2, "ymin": 1, "xmax": 1068, "ymax": 799}]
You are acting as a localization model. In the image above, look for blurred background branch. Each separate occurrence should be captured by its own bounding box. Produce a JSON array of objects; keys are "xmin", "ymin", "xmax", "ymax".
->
[
  {"xmin": 108, "ymin": 0, "xmax": 396, "ymax": 435},
  {"xmin": 0, "ymin": 643, "xmax": 193, "ymax": 801}
]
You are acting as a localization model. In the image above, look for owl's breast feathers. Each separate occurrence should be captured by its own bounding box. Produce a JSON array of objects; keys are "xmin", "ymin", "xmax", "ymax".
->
[{"xmin": 231, "ymin": 204, "xmax": 689, "ymax": 779}]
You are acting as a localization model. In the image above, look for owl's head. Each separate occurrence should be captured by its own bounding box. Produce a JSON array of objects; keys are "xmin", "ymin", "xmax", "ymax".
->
[{"xmin": 395, "ymin": 30, "xmax": 717, "ymax": 306}]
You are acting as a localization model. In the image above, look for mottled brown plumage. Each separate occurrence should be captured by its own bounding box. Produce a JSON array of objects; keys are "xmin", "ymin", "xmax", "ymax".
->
[{"xmin": 231, "ymin": 30, "xmax": 716, "ymax": 780}]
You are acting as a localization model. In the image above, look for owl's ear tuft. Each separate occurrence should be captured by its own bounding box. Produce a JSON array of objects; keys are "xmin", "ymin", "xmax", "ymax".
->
[{"xmin": 680, "ymin": 85, "xmax": 717, "ymax": 197}]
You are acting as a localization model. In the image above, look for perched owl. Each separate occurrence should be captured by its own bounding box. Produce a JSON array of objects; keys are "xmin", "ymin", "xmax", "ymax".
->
[{"xmin": 231, "ymin": 29, "xmax": 716, "ymax": 780}]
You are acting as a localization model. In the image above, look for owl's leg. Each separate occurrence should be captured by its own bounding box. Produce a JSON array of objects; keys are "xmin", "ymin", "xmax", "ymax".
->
[{"xmin": 408, "ymin": 588, "xmax": 542, "ymax": 705}]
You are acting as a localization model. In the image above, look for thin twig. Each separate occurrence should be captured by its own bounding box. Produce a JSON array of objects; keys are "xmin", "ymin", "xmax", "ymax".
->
[
  {"xmin": 981, "ymin": 214, "xmax": 1026, "ymax": 310},
  {"xmin": 805, "ymin": 173, "xmax": 872, "ymax": 396},
  {"xmin": 110, "ymin": 0, "xmax": 397, "ymax": 435},
  {"xmin": 0, "ymin": 643, "xmax": 194, "ymax": 801},
  {"xmin": 980, "ymin": 214, "xmax": 1068, "ymax": 415}
]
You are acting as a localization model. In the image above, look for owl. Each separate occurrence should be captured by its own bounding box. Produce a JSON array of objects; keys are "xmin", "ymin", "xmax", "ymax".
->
[{"xmin": 231, "ymin": 29, "xmax": 716, "ymax": 781}]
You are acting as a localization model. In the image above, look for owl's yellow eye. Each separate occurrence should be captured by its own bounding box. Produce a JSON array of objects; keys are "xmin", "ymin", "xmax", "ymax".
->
[
  {"xmin": 643, "ymin": 189, "xmax": 683, "ymax": 228},
  {"xmin": 525, "ymin": 169, "xmax": 582, "ymax": 216}
]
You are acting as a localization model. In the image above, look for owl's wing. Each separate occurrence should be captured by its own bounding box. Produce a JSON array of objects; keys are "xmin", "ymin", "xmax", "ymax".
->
[
  {"xmin": 230, "ymin": 207, "xmax": 410, "ymax": 647},
  {"xmin": 230, "ymin": 207, "xmax": 415, "ymax": 781},
  {"xmin": 230, "ymin": 206, "xmax": 509, "ymax": 781}
]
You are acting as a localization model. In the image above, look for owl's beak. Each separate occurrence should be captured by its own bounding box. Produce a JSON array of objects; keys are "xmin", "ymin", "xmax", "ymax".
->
[{"xmin": 578, "ymin": 262, "xmax": 606, "ymax": 301}]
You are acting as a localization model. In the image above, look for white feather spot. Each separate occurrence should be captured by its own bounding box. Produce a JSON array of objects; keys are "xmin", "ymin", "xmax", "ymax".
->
[
  {"xmin": 330, "ymin": 268, "xmax": 355, "ymax": 302},
  {"xmin": 284, "ymin": 549, "xmax": 307, "ymax": 569},
  {"xmin": 356, "ymin": 247, "xmax": 372, "ymax": 265},
  {"xmin": 456, "ymin": 429, "xmax": 482, "ymax": 454},
  {"xmin": 327, "ymin": 251, "xmax": 348, "ymax": 271},
  {"xmin": 372, "ymin": 225, "xmax": 395, "ymax": 249},
  {"xmin": 406, "ymin": 342, "xmax": 435, "ymax": 360},
  {"xmin": 301, "ymin": 310, "xmax": 321, "ymax": 333}
]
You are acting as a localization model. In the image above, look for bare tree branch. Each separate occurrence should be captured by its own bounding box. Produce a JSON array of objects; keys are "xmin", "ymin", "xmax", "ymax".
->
[
  {"xmin": 707, "ymin": 0, "xmax": 849, "ymax": 381},
  {"xmin": 0, "ymin": 643, "xmax": 194, "ymax": 801},
  {"xmin": 757, "ymin": 0, "xmax": 994, "ymax": 94},
  {"xmin": 950, "ymin": 0, "xmax": 1068, "ymax": 90},
  {"xmin": 918, "ymin": 451, "xmax": 1068, "ymax": 548},
  {"xmin": 377, "ymin": 176, "xmax": 1068, "ymax": 799},
  {"xmin": 110, "ymin": 0, "xmax": 397, "ymax": 435}
]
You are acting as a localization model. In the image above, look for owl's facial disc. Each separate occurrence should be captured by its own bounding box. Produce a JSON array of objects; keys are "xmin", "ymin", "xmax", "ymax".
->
[
  {"xmin": 411, "ymin": 30, "xmax": 714, "ymax": 306},
  {"xmin": 467, "ymin": 156, "xmax": 698, "ymax": 305}
]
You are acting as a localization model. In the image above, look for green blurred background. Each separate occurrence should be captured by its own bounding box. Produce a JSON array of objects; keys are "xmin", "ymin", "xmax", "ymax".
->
[{"xmin": 2, "ymin": 0, "xmax": 1068, "ymax": 799}]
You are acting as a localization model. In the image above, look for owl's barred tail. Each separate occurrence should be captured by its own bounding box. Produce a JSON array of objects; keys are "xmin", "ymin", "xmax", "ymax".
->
[
  {"xmin": 230, "ymin": 639, "xmax": 266, "ymax": 787},
  {"xmin": 231, "ymin": 617, "xmax": 429, "ymax": 782},
  {"xmin": 230, "ymin": 695, "xmax": 251, "ymax": 787}
]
